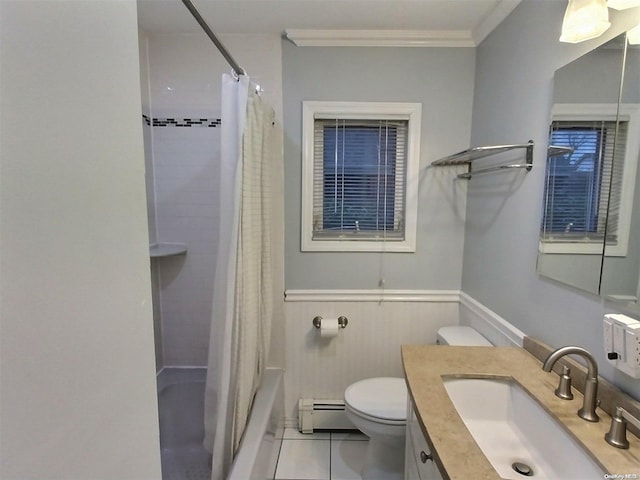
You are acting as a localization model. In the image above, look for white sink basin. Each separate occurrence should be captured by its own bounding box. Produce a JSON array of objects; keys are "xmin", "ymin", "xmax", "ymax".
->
[{"xmin": 443, "ymin": 377, "xmax": 605, "ymax": 480}]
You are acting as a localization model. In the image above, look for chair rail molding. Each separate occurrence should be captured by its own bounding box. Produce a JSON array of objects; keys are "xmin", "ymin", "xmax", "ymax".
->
[{"xmin": 284, "ymin": 289, "xmax": 461, "ymax": 303}]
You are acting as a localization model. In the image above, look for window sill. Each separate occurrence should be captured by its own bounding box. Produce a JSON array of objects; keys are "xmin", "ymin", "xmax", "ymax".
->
[
  {"xmin": 302, "ymin": 237, "xmax": 416, "ymax": 252},
  {"xmin": 538, "ymin": 241, "xmax": 626, "ymax": 257}
]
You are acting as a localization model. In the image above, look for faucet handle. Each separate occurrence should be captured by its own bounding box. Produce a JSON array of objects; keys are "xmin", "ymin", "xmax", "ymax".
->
[
  {"xmin": 554, "ymin": 365, "xmax": 574, "ymax": 400},
  {"xmin": 605, "ymin": 406, "xmax": 640, "ymax": 449}
]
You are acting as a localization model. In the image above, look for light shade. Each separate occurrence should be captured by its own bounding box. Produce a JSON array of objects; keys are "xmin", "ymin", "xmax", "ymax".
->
[
  {"xmin": 607, "ymin": 0, "xmax": 640, "ymax": 10},
  {"xmin": 628, "ymin": 24, "xmax": 640, "ymax": 44},
  {"xmin": 560, "ymin": 0, "xmax": 611, "ymax": 43}
]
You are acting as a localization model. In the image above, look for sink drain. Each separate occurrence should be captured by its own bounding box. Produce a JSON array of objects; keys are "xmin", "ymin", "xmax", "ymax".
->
[{"xmin": 512, "ymin": 462, "xmax": 534, "ymax": 477}]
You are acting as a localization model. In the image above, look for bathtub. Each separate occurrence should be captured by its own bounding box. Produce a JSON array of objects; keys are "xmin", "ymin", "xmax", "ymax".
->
[
  {"xmin": 157, "ymin": 367, "xmax": 284, "ymax": 480},
  {"xmin": 227, "ymin": 367, "xmax": 284, "ymax": 480}
]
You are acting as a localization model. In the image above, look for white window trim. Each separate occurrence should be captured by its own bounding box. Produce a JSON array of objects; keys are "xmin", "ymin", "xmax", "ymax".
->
[
  {"xmin": 301, "ymin": 101, "xmax": 421, "ymax": 252},
  {"xmin": 539, "ymin": 103, "xmax": 640, "ymax": 257}
]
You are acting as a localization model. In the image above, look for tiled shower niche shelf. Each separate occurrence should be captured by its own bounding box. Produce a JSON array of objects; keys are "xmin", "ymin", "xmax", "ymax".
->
[
  {"xmin": 431, "ymin": 141, "xmax": 535, "ymax": 179},
  {"xmin": 149, "ymin": 242, "xmax": 187, "ymax": 258}
]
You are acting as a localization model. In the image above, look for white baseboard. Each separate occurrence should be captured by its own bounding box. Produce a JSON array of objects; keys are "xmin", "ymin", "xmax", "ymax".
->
[{"xmin": 298, "ymin": 399, "xmax": 354, "ymax": 433}]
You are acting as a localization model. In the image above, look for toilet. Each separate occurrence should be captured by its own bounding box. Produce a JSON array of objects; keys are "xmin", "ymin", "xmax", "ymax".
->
[{"xmin": 344, "ymin": 326, "xmax": 492, "ymax": 480}]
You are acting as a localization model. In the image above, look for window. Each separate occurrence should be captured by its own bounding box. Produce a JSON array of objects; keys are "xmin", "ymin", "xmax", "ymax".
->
[
  {"xmin": 301, "ymin": 102, "xmax": 421, "ymax": 252},
  {"xmin": 540, "ymin": 104, "xmax": 639, "ymax": 256}
]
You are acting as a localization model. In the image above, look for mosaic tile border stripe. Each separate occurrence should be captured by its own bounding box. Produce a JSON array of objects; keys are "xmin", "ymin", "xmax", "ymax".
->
[{"xmin": 143, "ymin": 114, "xmax": 221, "ymax": 128}]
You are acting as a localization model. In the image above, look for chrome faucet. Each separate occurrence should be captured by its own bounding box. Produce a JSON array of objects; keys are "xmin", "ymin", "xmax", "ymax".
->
[{"xmin": 542, "ymin": 346, "xmax": 600, "ymax": 422}]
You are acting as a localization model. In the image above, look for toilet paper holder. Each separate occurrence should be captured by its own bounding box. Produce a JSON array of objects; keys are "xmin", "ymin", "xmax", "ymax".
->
[{"xmin": 313, "ymin": 316, "xmax": 348, "ymax": 329}]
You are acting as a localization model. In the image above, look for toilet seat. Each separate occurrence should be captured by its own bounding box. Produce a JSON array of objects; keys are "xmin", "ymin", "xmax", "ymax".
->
[
  {"xmin": 347, "ymin": 405, "xmax": 406, "ymax": 426},
  {"xmin": 344, "ymin": 377, "xmax": 407, "ymax": 424}
]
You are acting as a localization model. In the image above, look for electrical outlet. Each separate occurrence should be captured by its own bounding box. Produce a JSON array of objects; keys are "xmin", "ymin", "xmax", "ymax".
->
[
  {"xmin": 625, "ymin": 323, "xmax": 640, "ymax": 378},
  {"xmin": 603, "ymin": 316, "xmax": 615, "ymax": 360},
  {"xmin": 614, "ymin": 323, "xmax": 626, "ymax": 361},
  {"xmin": 604, "ymin": 314, "xmax": 640, "ymax": 378}
]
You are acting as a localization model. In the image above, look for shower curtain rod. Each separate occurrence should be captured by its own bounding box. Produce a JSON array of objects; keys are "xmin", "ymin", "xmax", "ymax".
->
[{"xmin": 181, "ymin": 0, "xmax": 246, "ymax": 77}]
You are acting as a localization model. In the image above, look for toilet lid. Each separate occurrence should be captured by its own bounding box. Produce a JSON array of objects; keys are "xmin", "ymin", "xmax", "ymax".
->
[{"xmin": 344, "ymin": 377, "xmax": 407, "ymax": 421}]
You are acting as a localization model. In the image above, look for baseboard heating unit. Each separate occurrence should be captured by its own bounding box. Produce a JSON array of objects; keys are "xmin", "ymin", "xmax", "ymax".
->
[{"xmin": 298, "ymin": 398, "xmax": 355, "ymax": 433}]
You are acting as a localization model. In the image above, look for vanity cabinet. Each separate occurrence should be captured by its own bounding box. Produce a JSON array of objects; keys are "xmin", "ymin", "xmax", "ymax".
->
[{"xmin": 405, "ymin": 399, "xmax": 443, "ymax": 480}]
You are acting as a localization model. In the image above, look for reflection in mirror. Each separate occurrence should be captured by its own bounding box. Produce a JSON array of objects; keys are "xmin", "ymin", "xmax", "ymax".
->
[
  {"xmin": 537, "ymin": 33, "xmax": 639, "ymax": 295},
  {"xmin": 601, "ymin": 35, "xmax": 640, "ymax": 307}
]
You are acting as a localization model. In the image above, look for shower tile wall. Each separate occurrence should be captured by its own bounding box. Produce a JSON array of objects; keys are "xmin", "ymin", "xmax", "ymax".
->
[
  {"xmin": 140, "ymin": 31, "xmax": 284, "ymax": 367},
  {"xmin": 153, "ymin": 125, "xmax": 221, "ymax": 366}
]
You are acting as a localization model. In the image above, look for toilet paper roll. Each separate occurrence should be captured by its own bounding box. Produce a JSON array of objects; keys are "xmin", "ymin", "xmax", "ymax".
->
[{"xmin": 320, "ymin": 318, "xmax": 340, "ymax": 338}]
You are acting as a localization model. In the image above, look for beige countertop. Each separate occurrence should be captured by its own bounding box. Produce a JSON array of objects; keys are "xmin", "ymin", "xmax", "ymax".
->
[{"xmin": 401, "ymin": 345, "xmax": 640, "ymax": 480}]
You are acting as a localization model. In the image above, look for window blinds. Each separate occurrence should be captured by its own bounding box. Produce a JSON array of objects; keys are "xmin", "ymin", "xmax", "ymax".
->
[
  {"xmin": 604, "ymin": 120, "xmax": 628, "ymax": 245},
  {"xmin": 542, "ymin": 120, "xmax": 627, "ymax": 244},
  {"xmin": 312, "ymin": 119, "xmax": 408, "ymax": 240}
]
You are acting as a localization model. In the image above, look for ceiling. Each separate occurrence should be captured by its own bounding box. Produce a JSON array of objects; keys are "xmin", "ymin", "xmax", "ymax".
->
[{"xmin": 137, "ymin": 0, "xmax": 523, "ymax": 46}]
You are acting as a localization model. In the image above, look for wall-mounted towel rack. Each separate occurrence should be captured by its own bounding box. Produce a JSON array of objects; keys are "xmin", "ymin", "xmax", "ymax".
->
[
  {"xmin": 547, "ymin": 145, "xmax": 574, "ymax": 157},
  {"xmin": 431, "ymin": 141, "xmax": 534, "ymax": 179}
]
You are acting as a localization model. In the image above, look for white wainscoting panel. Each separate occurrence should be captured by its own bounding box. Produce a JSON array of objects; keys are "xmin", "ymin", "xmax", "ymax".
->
[
  {"xmin": 459, "ymin": 292, "xmax": 525, "ymax": 347},
  {"xmin": 283, "ymin": 290, "xmax": 460, "ymax": 427}
]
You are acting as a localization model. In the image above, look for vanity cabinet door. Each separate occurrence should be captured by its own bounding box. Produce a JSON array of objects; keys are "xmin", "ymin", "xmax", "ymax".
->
[
  {"xmin": 404, "ymin": 418, "xmax": 421, "ymax": 480},
  {"xmin": 406, "ymin": 399, "xmax": 443, "ymax": 480}
]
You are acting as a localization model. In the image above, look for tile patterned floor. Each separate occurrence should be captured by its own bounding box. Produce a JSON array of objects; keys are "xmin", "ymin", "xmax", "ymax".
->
[{"xmin": 274, "ymin": 429, "xmax": 369, "ymax": 480}]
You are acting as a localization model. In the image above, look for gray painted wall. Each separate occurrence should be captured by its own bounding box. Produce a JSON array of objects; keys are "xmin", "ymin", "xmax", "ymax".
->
[
  {"xmin": 553, "ymin": 43, "xmax": 626, "ymax": 104},
  {"xmin": 464, "ymin": 0, "xmax": 640, "ymax": 399},
  {"xmin": 282, "ymin": 42, "xmax": 476, "ymax": 290}
]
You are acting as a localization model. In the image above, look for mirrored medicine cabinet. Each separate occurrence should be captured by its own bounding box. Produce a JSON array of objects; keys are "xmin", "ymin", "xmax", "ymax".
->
[{"xmin": 537, "ymin": 30, "xmax": 640, "ymax": 310}]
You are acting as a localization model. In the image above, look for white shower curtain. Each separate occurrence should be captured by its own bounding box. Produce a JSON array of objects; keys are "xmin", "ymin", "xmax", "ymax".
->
[{"xmin": 203, "ymin": 73, "xmax": 277, "ymax": 480}]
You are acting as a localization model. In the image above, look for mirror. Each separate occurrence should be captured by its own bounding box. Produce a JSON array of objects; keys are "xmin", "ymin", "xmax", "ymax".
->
[
  {"xmin": 601, "ymin": 35, "xmax": 640, "ymax": 305},
  {"xmin": 538, "ymin": 32, "xmax": 640, "ymax": 299}
]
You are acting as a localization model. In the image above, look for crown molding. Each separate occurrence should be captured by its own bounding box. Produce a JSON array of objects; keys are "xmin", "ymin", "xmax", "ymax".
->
[{"xmin": 284, "ymin": 29, "xmax": 476, "ymax": 47}]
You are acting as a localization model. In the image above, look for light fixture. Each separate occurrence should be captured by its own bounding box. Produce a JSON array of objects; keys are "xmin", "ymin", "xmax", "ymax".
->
[
  {"xmin": 607, "ymin": 0, "xmax": 640, "ymax": 10},
  {"xmin": 560, "ymin": 0, "xmax": 611, "ymax": 43},
  {"xmin": 628, "ymin": 24, "xmax": 640, "ymax": 43}
]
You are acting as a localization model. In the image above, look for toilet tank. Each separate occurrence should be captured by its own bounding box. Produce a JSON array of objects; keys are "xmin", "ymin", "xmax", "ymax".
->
[{"xmin": 436, "ymin": 326, "xmax": 492, "ymax": 346}]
